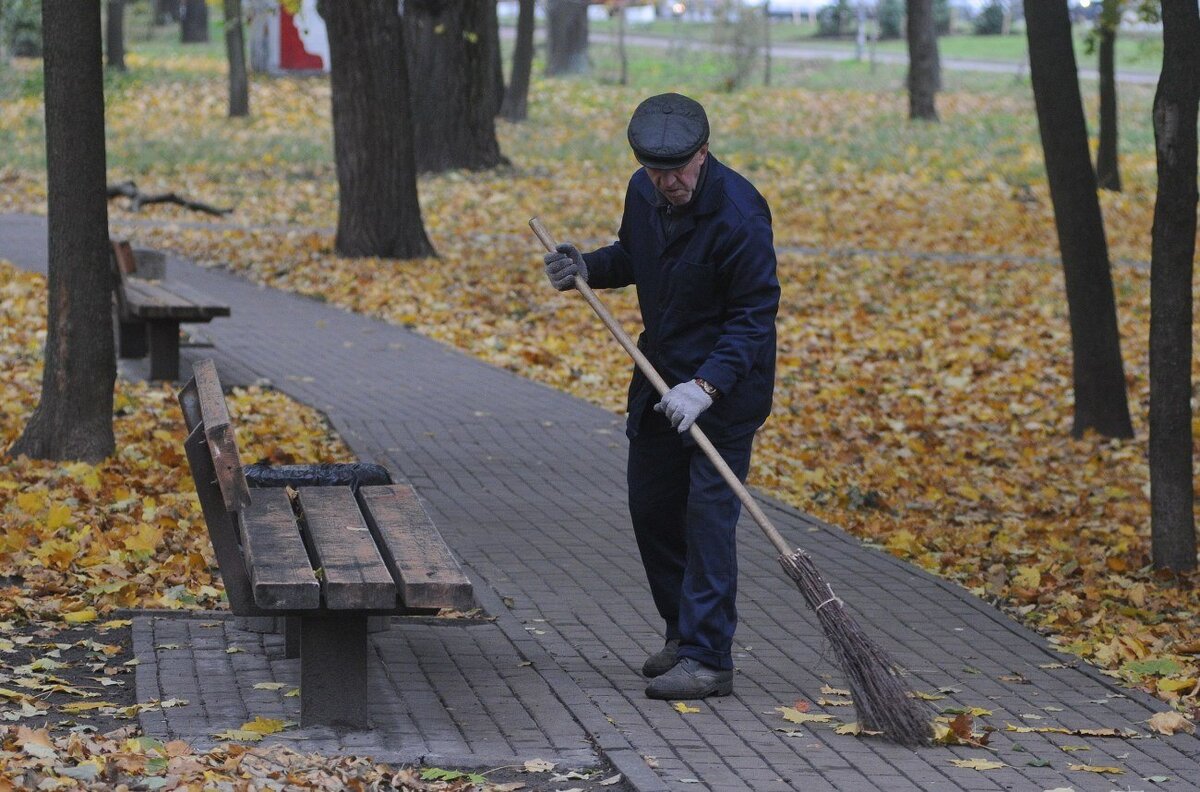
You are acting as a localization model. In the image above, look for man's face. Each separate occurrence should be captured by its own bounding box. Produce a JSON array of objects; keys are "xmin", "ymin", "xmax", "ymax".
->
[{"xmin": 644, "ymin": 145, "xmax": 708, "ymax": 206}]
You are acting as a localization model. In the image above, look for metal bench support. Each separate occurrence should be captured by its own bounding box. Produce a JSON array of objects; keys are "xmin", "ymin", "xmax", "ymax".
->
[{"xmin": 147, "ymin": 320, "xmax": 182, "ymax": 381}]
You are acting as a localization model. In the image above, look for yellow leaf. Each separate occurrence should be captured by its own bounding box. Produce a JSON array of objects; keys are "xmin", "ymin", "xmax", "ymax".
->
[
  {"xmin": 46, "ymin": 503, "xmax": 71, "ymax": 531},
  {"xmin": 819, "ymin": 685, "xmax": 851, "ymax": 697},
  {"xmin": 777, "ymin": 706, "xmax": 833, "ymax": 724},
  {"xmin": 672, "ymin": 702, "xmax": 700, "ymax": 714},
  {"xmin": 1068, "ymin": 764, "xmax": 1124, "ymax": 774},
  {"xmin": 252, "ymin": 682, "xmax": 287, "ymax": 690},
  {"xmin": 123, "ymin": 522, "xmax": 162, "ymax": 554},
  {"xmin": 834, "ymin": 722, "xmax": 882, "ymax": 736},
  {"xmin": 240, "ymin": 716, "xmax": 290, "ymax": 735},
  {"xmin": 59, "ymin": 701, "xmax": 115, "ymax": 714},
  {"xmin": 212, "ymin": 729, "xmax": 263, "ymax": 742},
  {"xmin": 63, "ymin": 607, "xmax": 97, "ymax": 624},
  {"xmin": 949, "ymin": 758, "xmax": 1006, "ymax": 771}
]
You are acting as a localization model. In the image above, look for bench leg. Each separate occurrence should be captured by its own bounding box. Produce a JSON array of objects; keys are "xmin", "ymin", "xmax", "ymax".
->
[
  {"xmin": 285, "ymin": 616, "xmax": 301, "ymax": 659},
  {"xmin": 118, "ymin": 320, "xmax": 147, "ymax": 359},
  {"xmin": 147, "ymin": 320, "xmax": 181, "ymax": 381},
  {"xmin": 300, "ymin": 614, "xmax": 368, "ymax": 730}
]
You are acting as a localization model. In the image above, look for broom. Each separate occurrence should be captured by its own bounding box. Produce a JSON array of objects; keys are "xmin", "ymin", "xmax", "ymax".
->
[{"xmin": 530, "ymin": 218, "xmax": 932, "ymax": 747}]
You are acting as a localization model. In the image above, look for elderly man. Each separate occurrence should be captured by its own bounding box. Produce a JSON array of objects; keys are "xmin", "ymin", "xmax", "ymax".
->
[{"xmin": 544, "ymin": 93, "xmax": 780, "ymax": 700}]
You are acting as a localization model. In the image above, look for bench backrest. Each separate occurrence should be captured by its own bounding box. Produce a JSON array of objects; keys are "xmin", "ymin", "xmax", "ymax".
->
[{"xmin": 178, "ymin": 359, "xmax": 473, "ymax": 615}]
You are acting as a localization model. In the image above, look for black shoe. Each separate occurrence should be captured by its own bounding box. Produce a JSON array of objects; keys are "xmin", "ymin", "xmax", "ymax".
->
[
  {"xmin": 641, "ymin": 639, "xmax": 680, "ymax": 678},
  {"xmin": 645, "ymin": 657, "xmax": 733, "ymax": 700}
]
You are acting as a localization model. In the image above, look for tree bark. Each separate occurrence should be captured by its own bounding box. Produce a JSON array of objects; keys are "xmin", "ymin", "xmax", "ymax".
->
[
  {"xmin": 1149, "ymin": 0, "xmax": 1199, "ymax": 572},
  {"xmin": 546, "ymin": 0, "xmax": 588, "ymax": 76},
  {"xmin": 224, "ymin": 0, "xmax": 249, "ymax": 117},
  {"xmin": 181, "ymin": 0, "xmax": 209, "ymax": 43},
  {"xmin": 1024, "ymin": 0, "xmax": 1132, "ymax": 439},
  {"xmin": 9, "ymin": 0, "xmax": 115, "ymax": 463},
  {"xmin": 105, "ymin": 0, "xmax": 125, "ymax": 71},
  {"xmin": 500, "ymin": 0, "xmax": 535, "ymax": 121},
  {"xmin": 404, "ymin": 0, "xmax": 505, "ymax": 174},
  {"xmin": 318, "ymin": 0, "xmax": 434, "ymax": 259},
  {"xmin": 1095, "ymin": 0, "xmax": 1121, "ymax": 191},
  {"xmin": 906, "ymin": 0, "xmax": 940, "ymax": 121}
]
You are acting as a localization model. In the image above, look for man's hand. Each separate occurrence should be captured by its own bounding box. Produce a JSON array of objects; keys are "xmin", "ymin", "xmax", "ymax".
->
[
  {"xmin": 543, "ymin": 243, "xmax": 588, "ymax": 291},
  {"xmin": 654, "ymin": 381, "xmax": 713, "ymax": 433}
]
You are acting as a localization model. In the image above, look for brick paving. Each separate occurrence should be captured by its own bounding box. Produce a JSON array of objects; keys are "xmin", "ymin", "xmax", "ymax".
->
[{"xmin": 5, "ymin": 212, "xmax": 1200, "ymax": 791}]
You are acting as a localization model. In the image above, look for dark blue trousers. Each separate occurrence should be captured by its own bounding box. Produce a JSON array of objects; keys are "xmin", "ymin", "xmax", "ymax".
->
[{"xmin": 627, "ymin": 420, "xmax": 754, "ymax": 671}]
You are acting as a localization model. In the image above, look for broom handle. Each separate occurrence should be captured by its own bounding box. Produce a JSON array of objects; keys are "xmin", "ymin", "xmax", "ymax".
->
[{"xmin": 530, "ymin": 217, "xmax": 795, "ymax": 558}]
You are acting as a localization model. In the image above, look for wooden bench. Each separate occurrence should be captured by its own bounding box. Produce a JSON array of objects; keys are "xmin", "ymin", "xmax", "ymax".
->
[
  {"xmin": 177, "ymin": 358, "xmax": 474, "ymax": 730},
  {"xmin": 112, "ymin": 239, "xmax": 230, "ymax": 381}
]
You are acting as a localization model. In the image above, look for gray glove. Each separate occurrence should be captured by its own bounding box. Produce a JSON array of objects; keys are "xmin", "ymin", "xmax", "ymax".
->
[
  {"xmin": 654, "ymin": 380, "xmax": 713, "ymax": 433},
  {"xmin": 544, "ymin": 243, "xmax": 588, "ymax": 291}
]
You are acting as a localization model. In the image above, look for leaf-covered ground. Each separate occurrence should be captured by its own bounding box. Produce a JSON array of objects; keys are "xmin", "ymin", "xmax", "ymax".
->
[{"xmin": 1, "ymin": 27, "xmax": 1197, "ymax": 782}]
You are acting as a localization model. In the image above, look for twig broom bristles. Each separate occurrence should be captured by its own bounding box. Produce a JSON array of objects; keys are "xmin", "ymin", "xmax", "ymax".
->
[{"xmin": 531, "ymin": 218, "xmax": 932, "ymax": 747}]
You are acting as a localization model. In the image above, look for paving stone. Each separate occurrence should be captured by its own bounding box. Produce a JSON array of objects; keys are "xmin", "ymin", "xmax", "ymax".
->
[{"xmin": 5, "ymin": 213, "xmax": 1199, "ymax": 791}]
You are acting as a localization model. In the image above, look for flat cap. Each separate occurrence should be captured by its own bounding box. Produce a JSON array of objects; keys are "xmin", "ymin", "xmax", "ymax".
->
[{"xmin": 627, "ymin": 93, "xmax": 709, "ymax": 170}]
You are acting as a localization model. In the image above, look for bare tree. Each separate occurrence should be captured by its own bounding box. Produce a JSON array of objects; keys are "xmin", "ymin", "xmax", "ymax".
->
[
  {"xmin": 9, "ymin": 0, "xmax": 116, "ymax": 463},
  {"xmin": 317, "ymin": 0, "xmax": 434, "ymax": 259},
  {"xmin": 906, "ymin": 0, "xmax": 940, "ymax": 121},
  {"xmin": 225, "ymin": 0, "xmax": 249, "ymax": 117},
  {"xmin": 1024, "ymin": 0, "xmax": 1133, "ymax": 439},
  {"xmin": 1095, "ymin": 0, "xmax": 1122, "ymax": 190},
  {"xmin": 106, "ymin": 0, "xmax": 125, "ymax": 71},
  {"xmin": 181, "ymin": 0, "xmax": 209, "ymax": 43},
  {"xmin": 404, "ymin": 0, "xmax": 505, "ymax": 174},
  {"xmin": 546, "ymin": 0, "xmax": 588, "ymax": 76},
  {"xmin": 500, "ymin": 0, "xmax": 535, "ymax": 120},
  {"xmin": 1148, "ymin": 0, "xmax": 1199, "ymax": 572}
]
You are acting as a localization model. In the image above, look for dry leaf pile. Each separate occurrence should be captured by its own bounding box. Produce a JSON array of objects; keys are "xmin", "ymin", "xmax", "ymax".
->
[{"xmin": 0, "ymin": 264, "xmax": 349, "ymax": 621}]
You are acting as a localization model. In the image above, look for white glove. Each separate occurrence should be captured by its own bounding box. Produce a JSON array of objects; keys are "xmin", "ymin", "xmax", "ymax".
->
[{"xmin": 654, "ymin": 381, "xmax": 713, "ymax": 433}]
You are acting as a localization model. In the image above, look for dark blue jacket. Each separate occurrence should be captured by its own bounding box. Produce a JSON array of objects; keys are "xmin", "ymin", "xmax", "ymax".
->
[{"xmin": 583, "ymin": 155, "xmax": 779, "ymax": 442}]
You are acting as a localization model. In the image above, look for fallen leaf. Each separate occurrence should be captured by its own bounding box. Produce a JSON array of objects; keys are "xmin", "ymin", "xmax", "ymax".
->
[
  {"xmin": 1068, "ymin": 764, "xmax": 1123, "ymax": 774},
  {"xmin": 949, "ymin": 758, "xmax": 1006, "ymax": 770},
  {"xmin": 523, "ymin": 759, "xmax": 555, "ymax": 773},
  {"xmin": 777, "ymin": 706, "xmax": 833, "ymax": 724},
  {"xmin": 672, "ymin": 702, "xmax": 700, "ymax": 714},
  {"xmin": 1146, "ymin": 711, "xmax": 1195, "ymax": 736}
]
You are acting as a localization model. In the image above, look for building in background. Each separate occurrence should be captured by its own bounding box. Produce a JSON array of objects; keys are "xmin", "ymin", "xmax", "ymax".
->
[{"xmin": 247, "ymin": 0, "xmax": 329, "ymax": 74}]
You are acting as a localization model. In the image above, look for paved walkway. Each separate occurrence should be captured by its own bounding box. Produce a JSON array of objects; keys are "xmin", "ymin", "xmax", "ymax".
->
[{"xmin": 3, "ymin": 212, "xmax": 1199, "ymax": 791}]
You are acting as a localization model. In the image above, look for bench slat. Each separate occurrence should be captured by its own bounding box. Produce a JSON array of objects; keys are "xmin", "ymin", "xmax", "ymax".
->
[
  {"xmin": 121, "ymin": 278, "xmax": 230, "ymax": 320},
  {"xmin": 358, "ymin": 485, "xmax": 474, "ymax": 611},
  {"xmin": 297, "ymin": 487, "xmax": 397, "ymax": 610},
  {"xmin": 193, "ymin": 359, "xmax": 252, "ymax": 511},
  {"xmin": 240, "ymin": 488, "xmax": 321, "ymax": 610}
]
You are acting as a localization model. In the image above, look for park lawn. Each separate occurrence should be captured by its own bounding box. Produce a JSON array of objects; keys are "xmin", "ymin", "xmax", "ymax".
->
[
  {"xmin": 0, "ymin": 23, "xmax": 1197, "ymax": 724},
  {"xmin": 583, "ymin": 17, "xmax": 1164, "ymax": 72}
]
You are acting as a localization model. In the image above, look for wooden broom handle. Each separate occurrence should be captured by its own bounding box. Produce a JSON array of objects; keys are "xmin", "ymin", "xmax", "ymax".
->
[{"xmin": 530, "ymin": 217, "xmax": 794, "ymax": 558}]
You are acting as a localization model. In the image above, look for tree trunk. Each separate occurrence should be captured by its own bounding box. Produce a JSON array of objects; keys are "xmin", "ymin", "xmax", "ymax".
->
[
  {"xmin": 181, "ymin": 0, "xmax": 209, "ymax": 43},
  {"xmin": 500, "ymin": 0, "xmax": 535, "ymax": 121},
  {"xmin": 318, "ymin": 0, "xmax": 434, "ymax": 259},
  {"xmin": 616, "ymin": 3, "xmax": 627, "ymax": 86},
  {"xmin": 154, "ymin": 0, "xmax": 180, "ymax": 26},
  {"xmin": 906, "ymin": 0, "xmax": 940, "ymax": 121},
  {"xmin": 1149, "ymin": 1, "xmax": 1199, "ymax": 573},
  {"xmin": 224, "ymin": 0, "xmax": 249, "ymax": 117},
  {"xmin": 9, "ymin": 0, "xmax": 115, "ymax": 463},
  {"xmin": 404, "ymin": 0, "xmax": 505, "ymax": 174},
  {"xmin": 546, "ymin": 0, "xmax": 588, "ymax": 76},
  {"xmin": 106, "ymin": 0, "xmax": 125, "ymax": 71},
  {"xmin": 1025, "ymin": 0, "xmax": 1133, "ymax": 439},
  {"xmin": 1095, "ymin": 1, "xmax": 1121, "ymax": 191}
]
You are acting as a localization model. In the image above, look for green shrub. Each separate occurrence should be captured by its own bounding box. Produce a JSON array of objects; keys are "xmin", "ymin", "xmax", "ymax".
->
[
  {"xmin": 877, "ymin": 0, "xmax": 903, "ymax": 39},
  {"xmin": 973, "ymin": 0, "xmax": 1006, "ymax": 36},
  {"xmin": 0, "ymin": 0, "xmax": 42, "ymax": 58},
  {"xmin": 815, "ymin": 0, "xmax": 854, "ymax": 38}
]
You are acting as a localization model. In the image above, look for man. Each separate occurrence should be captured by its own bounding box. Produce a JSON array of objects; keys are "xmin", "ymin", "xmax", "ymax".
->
[{"xmin": 544, "ymin": 93, "xmax": 779, "ymax": 700}]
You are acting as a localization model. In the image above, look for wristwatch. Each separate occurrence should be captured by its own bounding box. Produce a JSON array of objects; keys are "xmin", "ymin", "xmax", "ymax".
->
[{"xmin": 693, "ymin": 377, "xmax": 720, "ymax": 400}]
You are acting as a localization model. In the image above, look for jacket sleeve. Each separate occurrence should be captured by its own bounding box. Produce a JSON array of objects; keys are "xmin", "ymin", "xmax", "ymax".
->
[{"xmin": 694, "ymin": 212, "xmax": 780, "ymax": 396}]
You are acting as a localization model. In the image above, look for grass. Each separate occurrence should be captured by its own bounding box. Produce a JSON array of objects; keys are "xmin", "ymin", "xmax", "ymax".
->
[{"xmin": 582, "ymin": 17, "xmax": 1164, "ymax": 73}]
